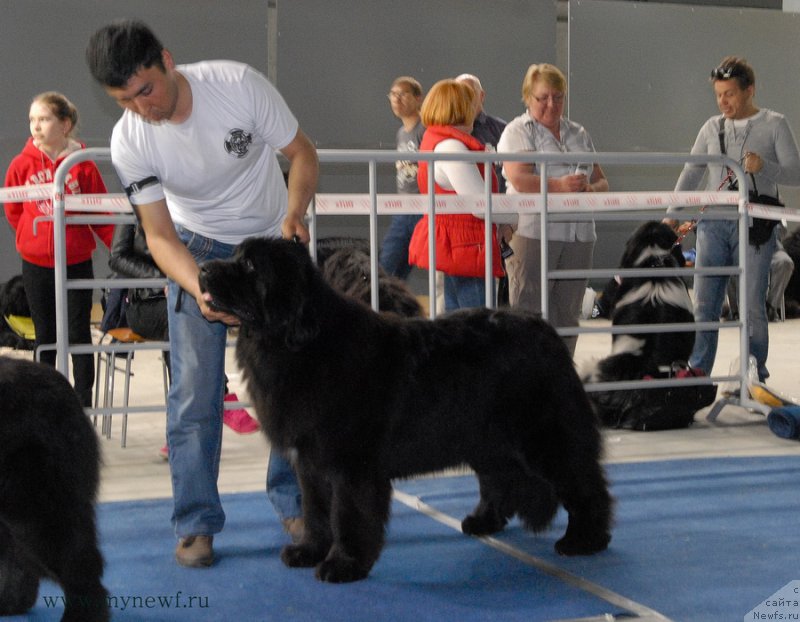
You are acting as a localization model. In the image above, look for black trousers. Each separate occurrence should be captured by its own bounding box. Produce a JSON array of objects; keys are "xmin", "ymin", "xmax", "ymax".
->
[{"xmin": 22, "ymin": 259, "xmax": 95, "ymax": 407}]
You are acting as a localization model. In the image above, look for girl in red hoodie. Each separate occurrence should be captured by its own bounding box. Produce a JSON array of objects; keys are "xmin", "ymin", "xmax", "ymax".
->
[{"xmin": 4, "ymin": 92, "xmax": 113, "ymax": 406}]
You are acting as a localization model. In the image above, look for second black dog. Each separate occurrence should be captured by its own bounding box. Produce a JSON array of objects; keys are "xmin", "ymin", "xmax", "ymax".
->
[
  {"xmin": 0, "ymin": 356, "xmax": 108, "ymax": 621},
  {"xmin": 0, "ymin": 276, "xmax": 34, "ymax": 350}
]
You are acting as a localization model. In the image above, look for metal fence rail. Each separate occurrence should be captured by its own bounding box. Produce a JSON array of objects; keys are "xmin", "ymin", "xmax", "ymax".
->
[{"xmin": 38, "ymin": 147, "xmax": 763, "ymax": 418}]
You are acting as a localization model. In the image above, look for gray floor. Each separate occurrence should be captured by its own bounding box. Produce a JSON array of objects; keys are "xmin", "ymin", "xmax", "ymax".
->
[{"xmin": 74, "ymin": 316, "xmax": 800, "ymax": 504}]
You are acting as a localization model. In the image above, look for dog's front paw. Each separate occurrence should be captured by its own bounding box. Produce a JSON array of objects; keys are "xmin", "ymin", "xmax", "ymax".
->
[
  {"xmin": 554, "ymin": 530, "xmax": 611, "ymax": 556},
  {"xmin": 315, "ymin": 556, "xmax": 370, "ymax": 583},
  {"xmin": 280, "ymin": 543, "xmax": 326, "ymax": 568},
  {"xmin": 461, "ymin": 512, "xmax": 507, "ymax": 536},
  {"xmin": 0, "ymin": 566, "xmax": 39, "ymax": 615}
]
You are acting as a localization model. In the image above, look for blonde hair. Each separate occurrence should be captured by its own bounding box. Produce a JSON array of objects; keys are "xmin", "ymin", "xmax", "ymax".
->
[
  {"xmin": 32, "ymin": 91, "xmax": 79, "ymax": 137},
  {"xmin": 420, "ymin": 79, "xmax": 476, "ymax": 127},
  {"xmin": 521, "ymin": 63, "xmax": 566, "ymax": 103}
]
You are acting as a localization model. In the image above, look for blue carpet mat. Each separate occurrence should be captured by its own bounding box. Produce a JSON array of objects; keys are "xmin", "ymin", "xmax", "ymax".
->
[{"xmin": 17, "ymin": 455, "xmax": 800, "ymax": 621}]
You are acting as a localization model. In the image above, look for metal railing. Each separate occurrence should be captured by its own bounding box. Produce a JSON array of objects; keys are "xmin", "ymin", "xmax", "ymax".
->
[{"xmin": 41, "ymin": 147, "xmax": 758, "ymax": 417}]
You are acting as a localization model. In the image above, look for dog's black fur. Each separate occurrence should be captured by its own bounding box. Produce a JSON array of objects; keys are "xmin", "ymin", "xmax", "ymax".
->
[
  {"xmin": 199, "ymin": 237, "xmax": 612, "ymax": 583},
  {"xmin": 314, "ymin": 236, "xmax": 424, "ymax": 318},
  {"xmin": 583, "ymin": 221, "xmax": 696, "ymax": 426},
  {"xmin": 0, "ymin": 356, "xmax": 108, "ymax": 620},
  {"xmin": 0, "ymin": 276, "xmax": 34, "ymax": 350},
  {"xmin": 320, "ymin": 247, "xmax": 424, "ymax": 318},
  {"xmin": 781, "ymin": 227, "xmax": 800, "ymax": 318}
]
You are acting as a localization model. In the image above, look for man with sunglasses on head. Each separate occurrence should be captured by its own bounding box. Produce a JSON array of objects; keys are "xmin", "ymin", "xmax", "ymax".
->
[{"xmin": 665, "ymin": 56, "xmax": 800, "ymax": 382}]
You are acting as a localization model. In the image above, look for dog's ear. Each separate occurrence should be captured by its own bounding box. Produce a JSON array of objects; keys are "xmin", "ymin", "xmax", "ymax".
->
[
  {"xmin": 618, "ymin": 236, "xmax": 639, "ymax": 268},
  {"xmin": 284, "ymin": 294, "xmax": 319, "ymax": 350},
  {"xmin": 282, "ymin": 253, "xmax": 321, "ymax": 350}
]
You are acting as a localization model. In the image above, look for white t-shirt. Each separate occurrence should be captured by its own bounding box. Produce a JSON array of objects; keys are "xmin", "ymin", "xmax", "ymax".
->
[{"xmin": 111, "ymin": 60, "xmax": 299, "ymax": 244}]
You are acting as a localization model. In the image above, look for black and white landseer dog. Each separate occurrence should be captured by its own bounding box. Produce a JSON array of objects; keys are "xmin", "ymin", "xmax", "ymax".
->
[
  {"xmin": 199, "ymin": 237, "xmax": 612, "ymax": 583},
  {"xmin": 582, "ymin": 221, "xmax": 695, "ymax": 425},
  {"xmin": 0, "ymin": 357, "xmax": 108, "ymax": 621}
]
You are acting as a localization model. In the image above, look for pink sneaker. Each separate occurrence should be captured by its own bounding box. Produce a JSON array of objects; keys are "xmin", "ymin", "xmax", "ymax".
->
[
  {"xmin": 223, "ymin": 393, "xmax": 260, "ymax": 434},
  {"xmin": 159, "ymin": 444, "xmax": 169, "ymax": 461}
]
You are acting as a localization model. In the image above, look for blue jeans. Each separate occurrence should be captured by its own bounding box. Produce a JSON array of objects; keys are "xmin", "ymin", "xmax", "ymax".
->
[
  {"xmin": 267, "ymin": 450, "xmax": 302, "ymax": 521},
  {"xmin": 167, "ymin": 227, "xmax": 234, "ymax": 538},
  {"xmin": 444, "ymin": 274, "xmax": 487, "ymax": 311},
  {"xmin": 379, "ymin": 215, "xmax": 421, "ymax": 279},
  {"xmin": 691, "ymin": 219, "xmax": 776, "ymax": 381}
]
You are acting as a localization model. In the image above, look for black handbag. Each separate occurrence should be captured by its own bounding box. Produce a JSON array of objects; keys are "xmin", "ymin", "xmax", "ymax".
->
[
  {"xmin": 718, "ymin": 117, "xmax": 782, "ymax": 248},
  {"xmin": 747, "ymin": 176, "xmax": 782, "ymax": 247}
]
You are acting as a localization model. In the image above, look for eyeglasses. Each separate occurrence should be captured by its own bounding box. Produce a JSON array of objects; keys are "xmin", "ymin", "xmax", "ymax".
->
[
  {"xmin": 531, "ymin": 93, "xmax": 565, "ymax": 105},
  {"xmin": 387, "ymin": 90, "xmax": 413, "ymax": 101},
  {"xmin": 710, "ymin": 65, "xmax": 744, "ymax": 81}
]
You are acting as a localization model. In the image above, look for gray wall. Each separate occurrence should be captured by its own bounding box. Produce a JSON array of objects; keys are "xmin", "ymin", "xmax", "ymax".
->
[
  {"xmin": 0, "ymin": 0, "xmax": 556, "ymax": 285},
  {"xmin": 274, "ymin": 0, "xmax": 556, "ymax": 285},
  {"xmin": 0, "ymin": 0, "xmax": 268, "ymax": 283},
  {"xmin": 569, "ymin": 0, "xmax": 800, "ymax": 269},
  {"xmin": 1, "ymin": 0, "xmax": 798, "ymax": 285},
  {"xmin": 276, "ymin": 0, "xmax": 556, "ymax": 151}
]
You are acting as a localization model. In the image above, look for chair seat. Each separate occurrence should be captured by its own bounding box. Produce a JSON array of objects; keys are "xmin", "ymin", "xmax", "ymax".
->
[
  {"xmin": 94, "ymin": 329, "xmax": 170, "ymax": 448},
  {"xmin": 4, "ymin": 314, "xmax": 35, "ymax": 340},
  {"xmin": 105, "ymin": 327, "xmax": 147, "ymax": 343}
]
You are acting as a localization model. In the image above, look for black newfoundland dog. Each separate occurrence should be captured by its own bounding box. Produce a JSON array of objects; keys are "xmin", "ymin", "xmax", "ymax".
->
[
  {"xmin": 782, "ymin": 227, "xmax": 800, "ymax": 318},
  {"xmin": 199, "ymin": 237, "xmax": 612, "ymax": 583},
  {"xmin": 315, "ymin": 237, "xmax": 423, "ymax": 318},
  {"xmin": 0, "ymin": 357, "xmax": 107, "ymax": 620},
  {"xmin": 583, "ymin": 221, "xmax": 713, "ymax": 429},
  {"xmin": 0, "ymin": 276, "xmax": 34, "ymax": 350}
]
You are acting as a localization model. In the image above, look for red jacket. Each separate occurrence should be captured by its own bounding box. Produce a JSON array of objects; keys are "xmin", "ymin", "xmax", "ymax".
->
[
  {"xmin": 4, "ymin": 138, "xmax": 114, "ymax": 267},
  {"xmin": 408, "ymin": 125, "xmax": 504, "ymax": 278}
]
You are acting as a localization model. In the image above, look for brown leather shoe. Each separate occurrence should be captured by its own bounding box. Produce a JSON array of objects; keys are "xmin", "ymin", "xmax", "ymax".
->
[
  {"xmin": 175, "ymin": 535, "xmax": 214, "ymax": 568},
  {"xmin": 282, "ymin": 517, "xmax": 304, "ymax": 543}
]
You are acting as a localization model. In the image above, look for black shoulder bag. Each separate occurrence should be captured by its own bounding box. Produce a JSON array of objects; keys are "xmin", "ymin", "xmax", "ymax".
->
[{"xmin": 718, "ymin": 117, "xmax": 782, "ymax": 248}]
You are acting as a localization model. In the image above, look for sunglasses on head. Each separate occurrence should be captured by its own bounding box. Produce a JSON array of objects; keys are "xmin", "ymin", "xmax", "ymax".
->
[{"xmin": 710, "ymin": 65, "xmax": 744, "ymax": 80}]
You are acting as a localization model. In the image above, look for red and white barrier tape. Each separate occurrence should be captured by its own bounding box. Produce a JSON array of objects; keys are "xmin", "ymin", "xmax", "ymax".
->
[
  {"xmin": 0, "ymin": 184, "xmax": 54, "ymax": 202},
  {"xmin": 2, "ymin": 185, "xmax": 797, "ymax": 222},
  {"xmin": 314, "ymin": 191, "xmax": 800, "ymax": 223},
  {"xmin": 313, "ymin": 191, "xmax": 738, "ymax": 214}
]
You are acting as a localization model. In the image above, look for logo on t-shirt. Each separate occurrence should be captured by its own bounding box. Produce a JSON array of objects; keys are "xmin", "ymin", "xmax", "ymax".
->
[{"xmin": 224, "ymin": 129, "xmax": 253, "ymax": 158}]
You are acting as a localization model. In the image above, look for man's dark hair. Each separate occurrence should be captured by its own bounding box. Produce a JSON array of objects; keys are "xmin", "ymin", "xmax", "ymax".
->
[{"xmin": 86, "ymin": 19, "xmax": 166, "ymax": 87}]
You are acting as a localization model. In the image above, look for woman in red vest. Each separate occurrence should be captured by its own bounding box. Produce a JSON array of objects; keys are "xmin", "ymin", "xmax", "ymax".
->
[{"xmin": 408, "ymin": 79, "xmax": 504, "ymax": 311}]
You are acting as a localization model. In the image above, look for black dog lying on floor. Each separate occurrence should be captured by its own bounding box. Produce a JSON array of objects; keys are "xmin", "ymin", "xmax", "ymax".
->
[
  {"xmin": 0, "ymin": 276, "xmax": 34, "ymax": 350},
  {"xmin": 315, "ymin": 237, "xmax": 423, "ymax": 318},
  {"xmin": 199, "ymin": 237, "xmax": 612, "ymax": 583},
  {"xmin": 583, "ymin": 221, "xmax": 713, "ymax": 429},
  {"xmin": 0, "ymin": 357, "xmax": 108, "ymax": 620}
]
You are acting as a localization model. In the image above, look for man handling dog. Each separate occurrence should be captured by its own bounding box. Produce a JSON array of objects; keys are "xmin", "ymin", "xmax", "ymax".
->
[{"xmin": 86, "ymin": 20, "xmax": 318, "ymax": 567}]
